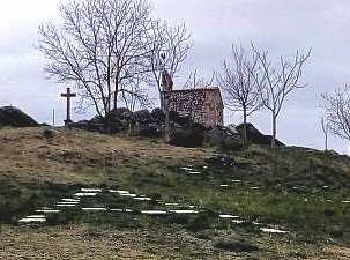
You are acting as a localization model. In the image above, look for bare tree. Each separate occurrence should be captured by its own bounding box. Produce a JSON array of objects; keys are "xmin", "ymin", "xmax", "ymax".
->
[
  {"xmin": 38, "ymin": 0, "xmax": 153, "ymax": 118},
  {"xmin": 253, "ymin": 46, "xmax": 312, "ymax": 148},
  {"xmin": 322, "ymin": 85, "xmax": 350, "ymax": 146},
  {"xmin": 143, "ymin": 21, "xmax": 192, "ymax": 142},
  {"xmin": 217, "ymin": 45, "xmax": 262, "ymax": 147},
  {"xmin": 184, "ymin": 68, "xmax": 215, "ymax": 89},
  {"xmin": 144, "ymin": 21, "xmax": 192, "ymax": 106},
  {"xmin": 320, "ymin": 116, "xmax": 330, "ymax": 151}
]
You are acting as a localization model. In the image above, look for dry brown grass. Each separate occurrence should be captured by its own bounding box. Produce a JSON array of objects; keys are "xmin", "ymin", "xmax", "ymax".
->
[
  {"xmin": 1, "ymin": 225, "xmax": 349, "ymax": 260},
  {"xmin": 0, "ymin": 127, "xmax": 208, "ymax": 185},
  {"xmin": 0, "ymin": 225, "xmax": 239, "ymax": 260}
]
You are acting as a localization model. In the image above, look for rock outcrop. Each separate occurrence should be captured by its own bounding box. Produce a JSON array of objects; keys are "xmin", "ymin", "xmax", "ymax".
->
[
  {"xmin": 71, "ymin": 108, "xmax": 284, "ymax": 148},
  {"xmin": 236, "ymin": 123, "xmax": 285, "ymax": 147},
  {"xmin": 0, "ymin": 106, "xmax": 38, "ymax": 127}
]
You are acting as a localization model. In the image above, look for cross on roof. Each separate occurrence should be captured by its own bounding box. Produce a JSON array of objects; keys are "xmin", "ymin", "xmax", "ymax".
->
[{"xmin": 60, "ymin": 87, "xmax": 76, "ymax": 126}]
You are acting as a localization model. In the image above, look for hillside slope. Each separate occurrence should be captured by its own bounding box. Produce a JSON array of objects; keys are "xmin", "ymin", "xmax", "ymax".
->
[{"xmin": 1, "ymin": 127, "xmax": 350, "ymax": 259}]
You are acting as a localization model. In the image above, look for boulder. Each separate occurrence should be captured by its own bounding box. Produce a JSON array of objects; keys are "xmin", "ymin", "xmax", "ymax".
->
[
  {"xmin": 206, "ymin": 125, "xmax": 240, "ymax": 143},
  {"xmin": 0, "ymin": 106, "xmax": 38, "ymax": 127},
  {"xmin": 236, "ymin": 123, "xmax": 285, "ymax": 147},
  {"xmin": 170, "ymin": 122, "xmax": 206, "ymax": 148}
]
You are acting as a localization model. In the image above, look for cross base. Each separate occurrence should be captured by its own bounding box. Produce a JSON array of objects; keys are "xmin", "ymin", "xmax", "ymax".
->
[{"xmin": 64, "ymin": 119, "xmax": 74, "ymax": 126}]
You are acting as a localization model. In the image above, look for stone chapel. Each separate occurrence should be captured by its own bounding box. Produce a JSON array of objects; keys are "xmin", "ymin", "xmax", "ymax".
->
[{"xmin": 161, "ymin": 71, "xmax": 224, "ymax": 127}]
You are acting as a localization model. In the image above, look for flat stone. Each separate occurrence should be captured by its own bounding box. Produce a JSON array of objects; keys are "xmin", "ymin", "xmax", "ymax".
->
[
  {"xmin": 61, "ymin": 199, "xmax": 80, "ymax": 202},
  {"xmin": 232, "ymin": 220, "xmax": 245, "ymax": 224},
  {"xmin": 81, "ymin": 188, "xmax": 102, "ymax": 192},
  {"xmin": 74, "ymin": 192, "xmax": 97, "ymax": 196},
  {"xmin": 260, "ymin": 228, "xmax": 289, "ymax": 233},
  {"xmin": 58, "ymin": 201, "xmax": 79, "ymax": 204},
  {"xmin": 120, "ymin": 193, "xmax": 137, "ymax": 197},
  {"xmin": 141, "ymin": 210, "xmax": 167, "ymax": 215},
  {"xmin": 219, "ymin": 214, "xmax": 239, "ymax": 219},
  {"xmin": 35, "ymin": 209, "xmax": 60, "ymax": 214},
  {"xmin": 26, "ymin": 215, "xmax": 46, "ymax": 218},
  {"xmin": 114, "ymin": 191, "xmax": 130, "ymax": 194},
  {"xmin": 165, "ymin": 203, "xmax": 179, "ymax": 206},
  {"xmin": 19, "ymin": 216, "xmax": 46, "ymax": 223},
  {"xmin": 134, "ymin": 198, "xmax": 152, "ymax": 201},
  {"xmin": 82, "ymin": 208, "xmax": 107, "ymax": 211},
  {"xmin": 170, "ymin": 210, "xmax": 199, "ymax": 214},
  {"xmin": 57, "ymin": 204, "xmax": 76, "ymax": 207}
]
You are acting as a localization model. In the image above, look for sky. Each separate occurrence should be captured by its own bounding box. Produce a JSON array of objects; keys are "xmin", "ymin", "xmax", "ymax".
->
[{"xmin": 0, "ymin": 0, "xmax": 349, "ymax": 154}]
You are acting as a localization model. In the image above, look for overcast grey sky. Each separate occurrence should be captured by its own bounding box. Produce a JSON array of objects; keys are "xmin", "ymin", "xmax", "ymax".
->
[{"xmin": 0, "ymin": 0, "xmax": 349, "ymax": 153}]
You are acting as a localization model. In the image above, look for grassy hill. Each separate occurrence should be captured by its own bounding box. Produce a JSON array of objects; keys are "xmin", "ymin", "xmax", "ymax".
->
[{"xmin": 1, "ymin": 127, "xmax": 350, "ymax": 259}]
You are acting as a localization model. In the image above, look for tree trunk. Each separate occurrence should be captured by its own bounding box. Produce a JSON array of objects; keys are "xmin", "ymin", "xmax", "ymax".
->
[
  {"xmin": 271, "ymin": 115, "xmax": 277, "ymax": 148},
  {"xmin": 106, "ymin": 66, "xmax": 111, "ymax": 115},
  {"xmin": 163, "ymin": 92, "xmax": 170, "ymax": 143},
  {"xmin": 243, "ymin": 108, "xmax": 248, "ymax": 148},
  {"xmin": 159, "ymin": 90, "xmax": 164, "ymax": 110},
  {"xmin": 113, "ymin": 91, "xmax": 118, "ymax": 110},
  {"xmin": 325, "ymin": 133, "xmax": 328, "ymax": 151}
]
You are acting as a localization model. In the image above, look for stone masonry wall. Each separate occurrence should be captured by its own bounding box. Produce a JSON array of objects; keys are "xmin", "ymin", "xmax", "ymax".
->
[{"xmin": 164, "ymin": 88, "xmax": 224, "ymax": 127}]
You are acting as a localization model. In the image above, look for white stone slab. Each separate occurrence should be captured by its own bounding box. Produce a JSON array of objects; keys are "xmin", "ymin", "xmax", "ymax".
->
[
  {"xmin": 74, "ymin": 192, "xmax": 97, "ymax": 196},
  {"xmin": 134, "ymin": 197, "xmax": 152, "ymax": 201},
  {"xmin": 19, "ymin": 217, "xmax": 46, "ymax": 223},
  {"xmin": 170, "ymin": 210, "xmax": 199, "ymax": 214},
  {"xmin": 26, "ymin": 215, "xmax": 46, "ymax": 218},
  {"xmin": 61, "ymin": 199, "xmax": 80, "ymax": 202},
  {"xmin": 220, "ymin": 185, "xmax": 229, "ymax": 187},
  {"xmin": 35, "ymin": 209, "xmax": 60, "ymax": 214},
  {"xmin": 58, "ymin": 201, "xmax": 79, "ymax": 204},
  {"xmin": 219, "ymin": 214, "xmax": 240, "ymax": 219},
  {"xmin": 82, "ymin": 208, "xmax": 107, "ymax": 211},
  {"xmin": 261, "ymin": 228, "xmax": 289, "ymax": 233},
  {"xmin": 189, "ymin": 171, "xmax": 202, "ymax": 174},
  {"xmin": 141, "ymin": 210, "xmax": 167, "ymax": 215},
  {"xmin": 115, "ymin": 191, "xmax": 130, "ymax": 194},
  {"xmin": 180, "ymin": 167, "xmax": 193, "ymax": 171},
  {"xmin": 120, "ymin": 193, "xmax": 137, "ymax": 197},
  {"xmin": 57, "ymin": 204, "xmax": 76, "ymax": 207},
  {"xmin": 81, "ymin": 188, "xmax": 102, "ymax": 192},
  {"xmin": 165, "ymin": 203, "xmax": 179, "ymax": 206},
  {"xmin": 232, "ymin": 220, "xmax": 245, "ymax": 224}
]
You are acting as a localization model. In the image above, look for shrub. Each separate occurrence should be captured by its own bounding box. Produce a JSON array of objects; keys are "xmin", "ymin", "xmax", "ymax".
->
[{"xmin": 215, "ymin": 240, "xmax": 260, "ymax": 252}]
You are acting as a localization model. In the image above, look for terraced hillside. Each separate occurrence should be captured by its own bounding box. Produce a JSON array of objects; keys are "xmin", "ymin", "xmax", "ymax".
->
[{"xmin": 1, "ymin": 127, "xmax": 350, "ymax": 259}]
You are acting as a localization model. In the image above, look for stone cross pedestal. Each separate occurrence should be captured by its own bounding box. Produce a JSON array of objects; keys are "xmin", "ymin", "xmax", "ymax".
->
[{"xmin": 60, "ymin": 87, "xmax": 76, "ymax": 126}]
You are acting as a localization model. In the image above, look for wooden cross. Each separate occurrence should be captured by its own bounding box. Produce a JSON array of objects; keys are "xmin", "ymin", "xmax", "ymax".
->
[{"xmin": 61, "ymin": 87, "xmax": 76, "ymax": 126}]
